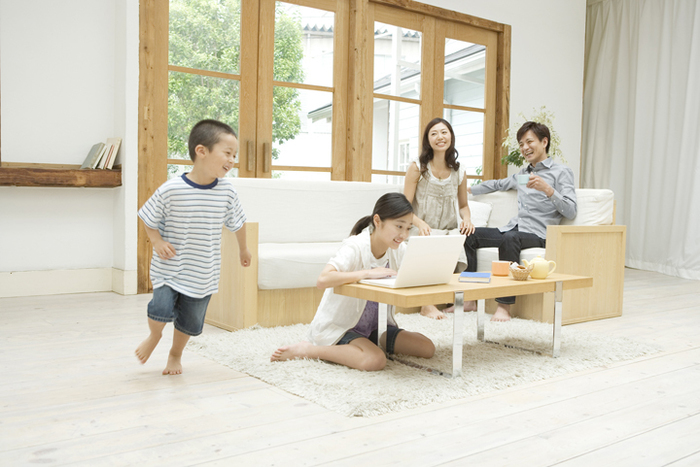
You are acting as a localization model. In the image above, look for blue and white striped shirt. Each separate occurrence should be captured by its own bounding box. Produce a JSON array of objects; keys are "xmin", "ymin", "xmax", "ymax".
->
[{"xmin": 138, "ymin": 175, "xmax": 246, "ymax": 298}]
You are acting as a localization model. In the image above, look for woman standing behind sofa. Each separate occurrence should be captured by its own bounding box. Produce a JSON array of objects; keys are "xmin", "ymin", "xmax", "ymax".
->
[{"xmin": 404, "ymin": 118, "xmax": 476, "ymax": 320}]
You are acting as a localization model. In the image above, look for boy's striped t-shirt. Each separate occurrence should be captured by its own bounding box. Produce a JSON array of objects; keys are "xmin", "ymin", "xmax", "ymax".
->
[{"xmin": 138, "ymin": 175, "xmax": 246, "ymax": 298}]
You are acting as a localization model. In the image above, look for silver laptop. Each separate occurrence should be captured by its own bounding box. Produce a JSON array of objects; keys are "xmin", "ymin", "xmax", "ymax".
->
[{"xmin": 359, "ymin": 234, "xmax": 466, "ymax": 288}]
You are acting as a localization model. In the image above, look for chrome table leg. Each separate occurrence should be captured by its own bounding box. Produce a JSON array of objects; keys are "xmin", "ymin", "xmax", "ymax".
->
[
  {"xmin": 553, "ymin": 281, "xmax": 563, "ymax": 358},
  {"xmin": 452, "ymin": 292, "xmax": 464, "ymax": 378},
  {"xmin": 477, "ymin": 298, "xmax": 485, "ymax": 342}
]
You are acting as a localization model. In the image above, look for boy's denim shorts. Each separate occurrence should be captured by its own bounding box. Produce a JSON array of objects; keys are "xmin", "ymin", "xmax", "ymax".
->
[
  {"xmin": 337, "ymin": 325, "xmax": 403, "ymax": 354},
  {"xmin": 147, "ymin": 285, "xmax": 211, "ymax": 336}
]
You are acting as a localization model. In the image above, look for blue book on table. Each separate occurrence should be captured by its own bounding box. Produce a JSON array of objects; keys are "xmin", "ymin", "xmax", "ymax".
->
[{"xmin": 459, "ymin": 272, "xmax": 491, "ymax": 283}]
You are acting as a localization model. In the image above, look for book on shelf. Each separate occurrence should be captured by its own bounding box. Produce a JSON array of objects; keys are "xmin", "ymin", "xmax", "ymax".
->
[
  {"xmin": 81, "ymin": 137, "xmax": 122, "ymax": 169},
  {"xmin": 459, "ymin": 272, "xmax": 491, "ymax": 283},
  {"xmin": 103, "ymin": 137, "xmax": 122, "ymax": 170},
  {"xmin": 80, "ymin": 143, "xmax": 105, "ymax": 169}
]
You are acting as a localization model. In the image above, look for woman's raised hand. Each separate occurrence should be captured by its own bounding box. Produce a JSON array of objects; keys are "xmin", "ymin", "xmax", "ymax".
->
[
  {"xmin": 459, "ymin": 219, "xmax": 475, "ymax": 236},
  {"xmin": 415, "ymin": 218, "xmax": 432, "ymax": 236}
]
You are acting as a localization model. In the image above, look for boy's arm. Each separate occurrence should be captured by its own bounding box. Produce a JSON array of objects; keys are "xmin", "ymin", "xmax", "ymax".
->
[
  {"xmin": 234, "ymin": 223, "xmax": 252, "ymax": 267},
  {"xmin": 141, "ymin": 222, "xmax": 176, "ymax": 260}
]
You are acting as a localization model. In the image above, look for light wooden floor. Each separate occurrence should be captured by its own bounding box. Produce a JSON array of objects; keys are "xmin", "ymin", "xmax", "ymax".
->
[{"xmin": 1, "ymin": 268, "xmax": 699, "ymax": 466}]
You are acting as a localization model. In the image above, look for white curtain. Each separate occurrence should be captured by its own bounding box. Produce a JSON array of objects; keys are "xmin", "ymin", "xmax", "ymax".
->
[{"xmin": 582, "ymin": 0, "xmax": 700, "ymax": 280}]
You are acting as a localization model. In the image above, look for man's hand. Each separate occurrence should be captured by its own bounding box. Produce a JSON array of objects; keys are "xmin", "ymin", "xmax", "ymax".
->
[{"xmin": 527, "ymin": 175, "xmax": 554, "ymax": 197}]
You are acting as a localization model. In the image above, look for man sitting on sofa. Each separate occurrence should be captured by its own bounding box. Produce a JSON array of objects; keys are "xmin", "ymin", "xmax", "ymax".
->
[{"xmin": 465, "ymin": 121, "xmax": 577, "ymax": 321}]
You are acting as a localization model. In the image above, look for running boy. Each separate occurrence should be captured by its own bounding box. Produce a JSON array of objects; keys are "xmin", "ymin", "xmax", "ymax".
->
[{"xmin": 135, "ymin": 119, "xmax": 251, "ymax": 375}]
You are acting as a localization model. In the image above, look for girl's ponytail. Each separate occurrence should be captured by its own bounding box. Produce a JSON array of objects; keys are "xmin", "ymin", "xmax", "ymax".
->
[{"xmin": 350, "ymin": 215, "xmax": 374, "ymax": 236}]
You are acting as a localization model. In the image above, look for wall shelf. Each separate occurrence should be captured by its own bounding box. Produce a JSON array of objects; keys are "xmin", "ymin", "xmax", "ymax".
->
[{"xmin": 0, "ymin": 163, "xmax": 122, "ymax": 188}]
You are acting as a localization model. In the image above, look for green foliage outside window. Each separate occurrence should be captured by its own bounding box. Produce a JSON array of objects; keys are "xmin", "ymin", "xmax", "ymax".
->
[{"xmin": 167, "ymin": 0, "xmax": 304, "ymax": 172}]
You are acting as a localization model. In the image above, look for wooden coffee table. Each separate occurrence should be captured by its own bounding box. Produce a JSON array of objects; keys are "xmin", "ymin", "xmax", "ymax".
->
[{"xmin": 335, "ymin": 273, "xmax": 593, "ymax": 378}]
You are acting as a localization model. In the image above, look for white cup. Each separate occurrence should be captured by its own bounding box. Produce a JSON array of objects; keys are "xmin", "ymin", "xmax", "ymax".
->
[{"xmin": 517, "ymin": 174, "xmax": 530, "ymax": 185}]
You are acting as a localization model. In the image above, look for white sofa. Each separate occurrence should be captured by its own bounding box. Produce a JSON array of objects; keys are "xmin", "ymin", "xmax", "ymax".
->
[{"xmin": 206, "ymin": 179, "xmax": 626, "ymax": 330}]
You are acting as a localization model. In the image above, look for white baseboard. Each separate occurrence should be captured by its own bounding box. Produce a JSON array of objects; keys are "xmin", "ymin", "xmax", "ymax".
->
[
  {"xmin": 112, "ymin": 268, "xmax": 138, "ymax": 295},
  {"xmin": 0, "ymin": 268, "xmax": 138, "ymax": 298}
]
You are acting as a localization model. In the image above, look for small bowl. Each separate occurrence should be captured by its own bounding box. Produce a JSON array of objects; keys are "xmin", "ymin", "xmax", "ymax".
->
[{"xmin": 510, "ymin": 263, "xmax": 533, "ymax": 281}]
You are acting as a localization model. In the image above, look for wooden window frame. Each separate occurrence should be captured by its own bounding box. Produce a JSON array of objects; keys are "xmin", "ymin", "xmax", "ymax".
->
[{"xmin": 138, "ymin": 0, "xmax": 510, "ymax": 292}]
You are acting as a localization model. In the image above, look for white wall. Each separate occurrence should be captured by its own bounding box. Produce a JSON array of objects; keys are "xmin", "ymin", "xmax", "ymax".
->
[
  {"xmin": 0, "ymin": 0, "xmax": 139, "ymax": 296},
  {"xmin": 419, "ymin": 0, "xmax": 587, "ymax": 185}
]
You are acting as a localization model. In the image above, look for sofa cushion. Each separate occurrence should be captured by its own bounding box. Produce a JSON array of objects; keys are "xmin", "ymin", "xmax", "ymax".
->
[
  {"xmin": 258, "ymin": 242, "xmax": 342, "ymax": 289},
  {"xmin": 475, "ymin": 247, "xmax": 546, "ymax": 272},
  {"xmin": 470, "ymin": 191, "xmax": 518, "ymax": 228},
  {"xmin": 231, "ymin": 179, "xmax": 400, "ymax": 244},
  {"xmin": 469, "ymin": 200, "xmax": 492, "ymax": 227},
  {"xmin": 561, "ymin": 189, "xmax": 614, "ymax": 226}
]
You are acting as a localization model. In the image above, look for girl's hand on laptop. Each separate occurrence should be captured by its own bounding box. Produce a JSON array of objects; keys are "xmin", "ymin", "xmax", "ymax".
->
[{"xmin": 364, "ymin": 267, "xmax": 398, "ymax": 279}]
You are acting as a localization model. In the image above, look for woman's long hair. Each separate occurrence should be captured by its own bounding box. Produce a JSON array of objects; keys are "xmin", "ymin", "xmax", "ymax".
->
[
  {"xmin": 350, "ymin": 192, "xmax": 414, "ymax": 236},
  {"xmin": 418, "ymin": 117, "xmax": 460, "ymax": 177}
]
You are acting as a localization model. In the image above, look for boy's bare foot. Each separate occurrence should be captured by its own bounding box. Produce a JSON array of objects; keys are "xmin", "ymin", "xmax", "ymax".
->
[
  {"xmin": 491, "ymin": 304, "xmax": 512, "ymax": 322},
  {"xmin": 163, "ymin": 353, "xmax": 183, "ymax": 375},
  {"xmin": 135, "ymin": 334, "xmax": 161, "ymax": 364},
  {"xmin": 420, "ymin": 305, "xmax": 446, "ymax": 320},
  {"xmin": 271, "ymin": 341, "xmax": 314, "ymax": 362}
]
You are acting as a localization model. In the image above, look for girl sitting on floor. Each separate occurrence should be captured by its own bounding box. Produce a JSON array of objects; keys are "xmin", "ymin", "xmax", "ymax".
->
[{"xmin": 270, "ymin": 193, "xmax": 435, "ymax": 371}]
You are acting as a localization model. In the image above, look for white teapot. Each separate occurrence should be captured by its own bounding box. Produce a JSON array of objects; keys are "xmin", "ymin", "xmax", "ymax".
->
[{"xmin": 522, "ymin": 256, "xmax": 556, "ymax": 279}]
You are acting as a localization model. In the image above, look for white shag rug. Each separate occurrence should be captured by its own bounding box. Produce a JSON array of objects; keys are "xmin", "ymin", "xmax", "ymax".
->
[{"xmin": 188, "ymin": 313, "xmax": 659, "ymax": 417}]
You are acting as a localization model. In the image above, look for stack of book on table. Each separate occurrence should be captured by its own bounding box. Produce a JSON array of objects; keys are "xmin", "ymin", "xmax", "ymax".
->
[{"xmin": 80, "ymin": 138, "xmax": 122, "ymax": 169}]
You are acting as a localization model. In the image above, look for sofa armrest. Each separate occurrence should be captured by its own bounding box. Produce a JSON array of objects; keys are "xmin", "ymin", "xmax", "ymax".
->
[
  {"xmin": 545, "ymin": 224, "xmax": 627, "ymax": 323},
  {"xmin": 206, "ymin": 222, "xmax": 259, "ymax": 331}
]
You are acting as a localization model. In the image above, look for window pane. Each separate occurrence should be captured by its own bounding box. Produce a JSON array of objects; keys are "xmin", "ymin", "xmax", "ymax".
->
[
  {"xmin": 444, "ymin": 108, "xmax": 484, "ymax": 177},
  {"xmin": 169, "ymin": 0, "xmax": 241, "ymax": 74},
  {"xmin": 374, "ymin": 22, "xmax": 422, "ymax": 99},
  {"xmin": 275, "ymin": 3, "xmax": 334, "ymax": 88},
  {"xmin": 372, "ymin": 173, "xmax": 405, "ymax": 185},
  {"xmin": 444, "ymin": 39, "xmax": 485, "ymax": 109},
  {"xmin": 273, "ymin": 87, "xmax": 332, "ymax": 168},
  {"xmin": 372, "ymin": 98, "xmax": 420, "ymax": 173},
  {"xmin": 168, "ymin": 71, "xmax": 240, "ymax": 161}
]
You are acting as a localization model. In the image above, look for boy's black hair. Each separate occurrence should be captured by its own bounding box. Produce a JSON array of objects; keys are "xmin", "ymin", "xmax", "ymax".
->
[{"xmin": 188, "ymin": 119, "xmax": 237, "ymax": 161}]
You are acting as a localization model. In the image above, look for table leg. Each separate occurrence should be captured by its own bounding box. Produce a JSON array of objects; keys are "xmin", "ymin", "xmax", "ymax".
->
[
  {"xmin": 452, "ymin": 292, "xmax": 464, "ymax": 378},
  {"xmin": 553, "ymin": 281, "xmax": 563, "ymax": 358},
  {"xmin": 378, "ymin": 302, "xmax": 388, "ymax": 353},
  {"xmin": 477, "ymin": 299, "xmax": 485, "ymax": 342}
]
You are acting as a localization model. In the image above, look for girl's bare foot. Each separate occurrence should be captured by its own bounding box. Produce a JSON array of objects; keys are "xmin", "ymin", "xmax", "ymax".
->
[
  {"xmin": 420, "ymin": 305, "xmax": 446, "ymax": 320},
  {"xmin": 135, "ymin": 334, "xmax": 161, "ymax": 364},
  {"xmin": 491, "ymin": 304, "xmax": 512, "ymax": 322},
  {"xmin": 270, "ymin": 341, "xmax": 314, "ymax": 362},
  {"xmin": 464, "ymin": 300, "xmax": 478, "ymax": 312},
  {"xmin": 162, "ymin": 353, "xmax": 183, "ymax": 375}
]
